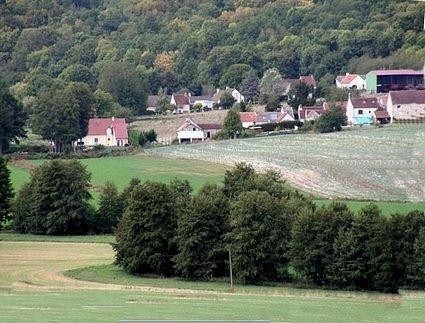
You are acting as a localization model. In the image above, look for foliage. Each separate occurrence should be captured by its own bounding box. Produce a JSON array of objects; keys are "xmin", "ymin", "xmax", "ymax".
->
[
  {"xmin": 288, "ymin": 82, "xmax": 316, "ymax": 110},
  {"xmin": 95, "ymin": 182, "xmax": 123, "ymax": 233},
  {"xmin": 13, "ymin": 159, "xmax": 93, "ymax": 235},
  {"xmin": 0, "ymin": 156, "xmax": 14, "ymax": 227},
  {"xmin": 406, "ymin": 228, "xmax": 425, "ymax": 289},
  {"xmin": 219, "ymin": 92, "xmax": 236, "ymax": 109},
  {"xmin": 227, "ymin": 190, "xmax": 293, "ymax": 283},
  {"xmin": 0, "ymin": 78, "xmax": 26, "ymax": 154},
  {"xmin": 114, "ymin": 181, "xmax": 177, "ymax": 276},
  {"xmin": 314, "ymin": 106, "xmax": 347, "ymax": 133},
  {"xmin": 30, "ymin": 82, "xmax": 94, "ymax": 153},
  {"xmin": 240, "ymin": 70, "xmax": 259, "ymax": 103},
  {"xmin": 289, "ymin": 202, "xmax": 354, "ymax": 286},
  {"xmin": 259, "ymin": 68, "xmax": 284, "ymax": 105},
  {"xmin": 219, "ymin": 108, "xmax": 242, "ymax": 139},
  {"xmin": 174, "ymin": 184, "xmax": 229, "ymax": 280}
]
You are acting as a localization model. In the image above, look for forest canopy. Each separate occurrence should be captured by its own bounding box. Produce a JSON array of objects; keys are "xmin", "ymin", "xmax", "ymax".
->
[{"xmin": 1, "ymin": 0, "xmax": 424, "ymax": 112}]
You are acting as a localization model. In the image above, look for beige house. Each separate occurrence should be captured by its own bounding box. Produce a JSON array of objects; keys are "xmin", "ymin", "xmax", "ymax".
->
[
  {"xmin": 176, "ymin": 118, "xmax": 221, "ymax": 144},
  {"xmin": 78, "ymin": 117, "xmax": 128, "ymax": 147},
  {"xmin": 387, "ymin": 90, "xmax": 425, "ymax": 123}
]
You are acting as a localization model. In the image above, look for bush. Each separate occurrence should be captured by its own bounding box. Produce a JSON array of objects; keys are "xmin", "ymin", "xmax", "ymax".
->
[
  {"xmin": 114, "ymin": 181, "xmax": 177, "ymax": 276},
  {"xmin": 0, "ymin": 156, "xmax": 14, "ymax": 228},
  {"xmin": 13, "ymin": 159, "xmax": 94, "ymax": 235},
  {"xmin": 406, "ymin": 229, "xmax": 425, "ymax": 289},
  {"xmin": 314, "ymin": 107, "xmax": 347, "ymax": 133}
]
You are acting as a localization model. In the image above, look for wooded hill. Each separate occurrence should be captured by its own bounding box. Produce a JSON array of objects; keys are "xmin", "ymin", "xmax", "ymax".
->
[{"xmin": 1, "ymin": 0, "xmax": 424, "ymax": 112}]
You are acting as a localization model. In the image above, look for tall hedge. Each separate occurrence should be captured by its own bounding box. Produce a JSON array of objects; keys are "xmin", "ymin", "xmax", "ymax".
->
[{"xmin": 0, "ymin": 156, "xmax": 13, "ymax": 227}]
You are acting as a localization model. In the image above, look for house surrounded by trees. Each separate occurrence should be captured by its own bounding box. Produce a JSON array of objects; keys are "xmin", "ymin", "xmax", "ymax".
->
[{"xmin": 78, "ymin": 117, "xmax": 128, "ymax": 147}]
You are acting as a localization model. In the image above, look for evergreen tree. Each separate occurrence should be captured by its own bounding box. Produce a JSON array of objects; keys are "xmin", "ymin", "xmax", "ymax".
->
[
  {"xmin": 115, "ymin": 182, "xmax": 176, "ymax": 275},
  {"xmin": 0, "ymin": 156, "xmax": 14, "ymax": 226},
  {"xmin": 289, "ymin": 202, "xmax": 354, "ymax": 286},
  {"xmin": 119, "ymin": 178, "xmax": 141, "ymax": 211},
  {"xmin": 13, "ymin": 160, "xmax": 93, "ymax": 235},
  {"xmin": 259, "ymin": 68, "xmax": 284, "ymax": 105},
  {"xmin": 219, "ymin": 92, "xmax": 235, "ymax": 109},
  {"xmin": 220, "ymin": 108, "xmax": 242, "ymax": 139},
  {"xmin": 95, "ymin": 182, "xmax": 122, "ymax": 233},
  {"xmin": 227, "ymin": 190, "xmax": 293, "ymax": 283},
  {"xmin": 174, "ymin": 184, "xmax": 229, "ymax": 280}
]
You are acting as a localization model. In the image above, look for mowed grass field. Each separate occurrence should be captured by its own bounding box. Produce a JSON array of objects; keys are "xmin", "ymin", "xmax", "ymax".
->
[{"xmin": 1, "ymin": 239, "xmax": 425, "ymax": 322}]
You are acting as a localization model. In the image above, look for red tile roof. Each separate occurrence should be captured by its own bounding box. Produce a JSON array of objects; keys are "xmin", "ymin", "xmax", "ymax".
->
[
  {"xmin": 88, "ymin": 118, "xmax": 128, "ymax": 139},
  {"xmin": 239, "ymin": 112, "xmax": 257, "ymax": 123},
  {"xmin": 339, "ymin": 74, "xmax": 360, "ymax": 84},
  {"xmin": 374, "ymin": 110, "xmax": 390, "ymax": 119},
  {"xmin": 173, "ymin": 94, "xmax": 190, "ymax": 106},
  {"xmin": 299, "ymin": 75, "xmax": 316, "ymax": 87},
  {"xmin": 389, "ymin": 90, "xmax": 425, "ymax": 105},
  {"xmin": 350, "ymin": 97, "xmax": 382, "ymax": 109},
  {"xmin": 298, "ymin": 106, "xmax": 324, "ymax": 120}
]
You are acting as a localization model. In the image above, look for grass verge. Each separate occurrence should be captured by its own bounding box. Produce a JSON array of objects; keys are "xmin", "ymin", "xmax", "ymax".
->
[{"xmin": 0, "ymin": 232, "xmax": 115, "ymax": 244}]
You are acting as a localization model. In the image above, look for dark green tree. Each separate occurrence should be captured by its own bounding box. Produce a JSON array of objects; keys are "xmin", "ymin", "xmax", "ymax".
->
[
  {"xmin": 13, "ymin": 160, "xmax": 93, "ymax": 235},
  {"xmin": 174, "ymin": 184, "xmax": 229, "ymax": 280},
  {"xmin": 0, "ymin": 156, "xmax": 14, "ymax": 226},
  {"xmin": 0, "ymin": 79, "xmax": 26, "ymax": 154},
  {"xmin": 95, "ymin": 182, "xmax": 123, "ymax": 233},
  {"xmin": 114, "ymin": 182, "xmax": 176, "ymax": 276},
  {"xmin": 219, "ymin": 92, "xmax": 235, "ymax": 110},
  {"xmin": 31, "ymin": 82, "xmax": 93, "ymax": 153},
  {"xmin": 98, "ymin": 61, "xmax": 147, "ymax": 115},
  {"xmin": 240, "ymin": 70, "xmax": 259, "ymax": 103},
  {"xmin": 314, "ymin": 107, "xmax": 347, "ymax": 133},
  {"xmin": 219, "ymin": 64, "xmax": 251, "ymax": 89},
  {"xmin": 406, "ymin": 229, "xmax": 425, "ymax": 289},
  {"xmin": 227, "ymin": 190, "xmax": 293, "ymax": 283},
  {"xmin": 288, "ymin": 82, "xmax": 316, "ymax": 110},
  {"xmin": 58, "ymin": 64, "xmax": 95, "ymax": 85},
  {"xmin": 289, "ymin": 202, "xmax": 354, "ymax": 286},
  {"xmin": 219, "ymin": 108, "xmax": 242, "ymax": 139}
]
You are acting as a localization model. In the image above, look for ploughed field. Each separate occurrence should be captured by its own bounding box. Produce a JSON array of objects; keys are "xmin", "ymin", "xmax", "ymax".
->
[
  {"xmin": 1, "ymin": 238, "xmax": 425, "ymax": 322},
  {"xmin": 153, "ymin": 125, "xmax": 425, "ymax": 202}
]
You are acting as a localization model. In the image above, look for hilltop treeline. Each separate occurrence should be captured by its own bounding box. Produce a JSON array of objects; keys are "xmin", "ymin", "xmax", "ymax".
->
[{"xmin": 1, "ymin": 0, "xmax": 424, "ymax": 113}]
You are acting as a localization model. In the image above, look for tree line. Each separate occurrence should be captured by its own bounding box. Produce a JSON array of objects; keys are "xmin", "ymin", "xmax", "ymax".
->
[{"xmin": 1, "ymin": 157, "xmax": 424, "ymax": 293}]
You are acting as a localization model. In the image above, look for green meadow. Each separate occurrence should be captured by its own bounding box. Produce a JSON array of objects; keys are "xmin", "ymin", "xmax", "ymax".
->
[{"xmin": 8, "ymin": 154, "xmax": 424, "ymax": 214}]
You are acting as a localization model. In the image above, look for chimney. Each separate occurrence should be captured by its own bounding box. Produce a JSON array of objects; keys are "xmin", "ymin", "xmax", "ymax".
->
[{"xmin": 112, "ymin": 116, "xmax": 115, "ymax": 122}]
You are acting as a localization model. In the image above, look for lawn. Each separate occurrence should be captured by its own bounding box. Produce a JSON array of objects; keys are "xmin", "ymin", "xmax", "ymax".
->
[
  {"xmin": 0, "ymin": 232, "xmax": 115, "ymax": 244},
  {"xmin": 1, "ymin": 240, "xmax": 425, "ymax": 322},
  {"xmin": 153, "ymin": 125, "xmax": 425, "ymax": 202}
]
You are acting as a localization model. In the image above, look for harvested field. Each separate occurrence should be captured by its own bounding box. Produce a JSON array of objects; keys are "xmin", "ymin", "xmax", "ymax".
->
[
  {"xmin": 131, "ymin": 110, "xmax": 228, "ymax": 143},
  {"xmin": 153, "ymin": 125, "xmax": 425, "ymax": 202}
]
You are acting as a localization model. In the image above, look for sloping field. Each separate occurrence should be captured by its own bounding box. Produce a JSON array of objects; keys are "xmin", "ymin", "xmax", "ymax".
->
[
  {"xmin": 1, "ymin": 241, "xmax": 425, "ymax": 322},
  {"xmin": 153, "ymin": 125, "xmax": 425, "ymax": 202}
]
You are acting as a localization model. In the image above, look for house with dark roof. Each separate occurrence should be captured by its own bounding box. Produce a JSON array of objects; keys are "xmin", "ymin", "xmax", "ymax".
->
[
  {"xmin": 336, "ymin": 73, "xmax": 366, "ymax": 90},
  {"xmin": 212, "ymin": 87, "xmax": 245, "ymax": 104},
  {"xmin": 171, "ymin": 93, "xmax": 191, "ymax": 113},
  {"xmin": 79, "ymin": 117, "xmax": 128, "ymax": 147},
  {"xmin": 346, "ymin": 95, "xmax": 385, "ymax": 125},
  {"xmin": 189, "ymin": 95, "xmax": 215, "ymax": 110},
  {"xmin": 387, "ymin": 90, "xmax": 425, "ymax": 122},
  {"xmin": 147, "ymin": 95, "xmax": 171, "ymax": 113},
  {"xmin": 365, "ymin": 69, "xmax": 424, "ymax": 93},
  {"xmin": 176, "ymin": 118, "xmax": 221, "ymax": 144}
]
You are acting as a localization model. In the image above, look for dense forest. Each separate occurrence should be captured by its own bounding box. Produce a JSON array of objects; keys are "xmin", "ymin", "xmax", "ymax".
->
[{"xmin": 1, "ymin": 0, "xmax": 424, "ymax": 114}]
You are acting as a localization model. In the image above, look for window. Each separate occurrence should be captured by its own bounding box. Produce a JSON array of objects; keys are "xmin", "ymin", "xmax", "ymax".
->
[
  {"xmin": 397, "ymin": 105, "xmax": 401, "ymax": 109},
  {"xmin": 94, "ymin": 138, "xmax": 98, "ymax": 143},
  {"xmin": 358, "ymin": 110, "xmax": 363, "ymax": 115},
  {"xmin": 108, "ymin": 138, "xmax": 110, "ymax": 141},
  {"xmin": 193, "ymin": 127, "xmax": 196, "ymax": 131}
]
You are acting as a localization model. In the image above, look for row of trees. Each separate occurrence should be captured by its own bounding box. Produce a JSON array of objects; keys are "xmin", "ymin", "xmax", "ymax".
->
[
  {"xmin": 2, "ymin": 158, "xmax": 424, "ymax": 293},
  {"xmin": 113, "ymin": 164, "xmax": 425, "ymax": 293}
]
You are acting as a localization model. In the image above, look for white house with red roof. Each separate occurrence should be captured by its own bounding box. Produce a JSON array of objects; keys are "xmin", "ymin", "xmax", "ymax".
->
[
  {"xmin": 176, "ymin": 118, "xmax": 221, "ymax": 144},
  {"xmin": 171, "ymin": 93, "xmax": 191, "ymax": 113},
  {"xmin": 336, "ymin": 73, "xmax": 366, "ymax": 90},
  {"xmin": 386, "ymin": 90, "xmax": 425, "ymax": 122},
  {"xmin": 79, "ymin": 117, "xmax": 128, "ymax": 147},
  {"xmin": 346, "ymin": 95, "xmax": 387, "ymax": 125},
  {"xmin": 298, "ymin": 105, "xmax": 325, "ymax": 122}
]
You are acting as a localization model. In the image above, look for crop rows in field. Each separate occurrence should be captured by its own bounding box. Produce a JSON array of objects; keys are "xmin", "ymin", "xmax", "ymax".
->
[{"xmin": 153, "ymin": 125, "xmax": 425, "ymax": 202}]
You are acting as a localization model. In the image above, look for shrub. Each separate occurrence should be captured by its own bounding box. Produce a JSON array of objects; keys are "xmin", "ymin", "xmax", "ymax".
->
[
  {"xmin": 95, "ymin": 182, "xmax": 123, "ymax": 233},
  {"xmin": 0, "ymin": 156, "xmax": 14, "ymax": 228}
]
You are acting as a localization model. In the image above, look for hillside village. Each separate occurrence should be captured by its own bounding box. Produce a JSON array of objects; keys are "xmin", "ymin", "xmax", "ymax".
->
[{"xmin": 80, "ymin": 68, "xmax": 425, "ymax": 146}]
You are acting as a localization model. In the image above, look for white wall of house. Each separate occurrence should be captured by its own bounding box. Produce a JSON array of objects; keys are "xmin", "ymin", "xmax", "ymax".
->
[
  {"xmin": 231, "ymin": 89, "xmax": 245, "ymax": 103},
  {"xmin": 193, "ymin": 99, "xmax": 214, "ymax": 109},
  {"xmin": 81, "ymin": 134, "xmax": 128, "ymax": 147},
  {"xmin": 337, "ymin": 75, "xmax": 366, "ymax": 90},
  {"xmin": 387, "ymin": 101, "xmax": 425, "ymax": 122}
]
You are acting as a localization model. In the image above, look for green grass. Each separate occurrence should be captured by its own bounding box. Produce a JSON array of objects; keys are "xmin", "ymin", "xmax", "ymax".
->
[
  {"xmin": 9, "ymin": 154, "xmax": 228, "ymax": 192},
  {"xmin": 0, "ymin": 233, "xmax": 115, "ymax": 244},
  {"xmin": 2, "ymin": 288, "xmax": 425, "ymax": 323},
  {"xmin": 315, "ymin": 199, "xmax": 425, "ymax": 216},
  {"xmin": 7, "ymin": 165, "xmax": 30, "ymax": 192}
]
